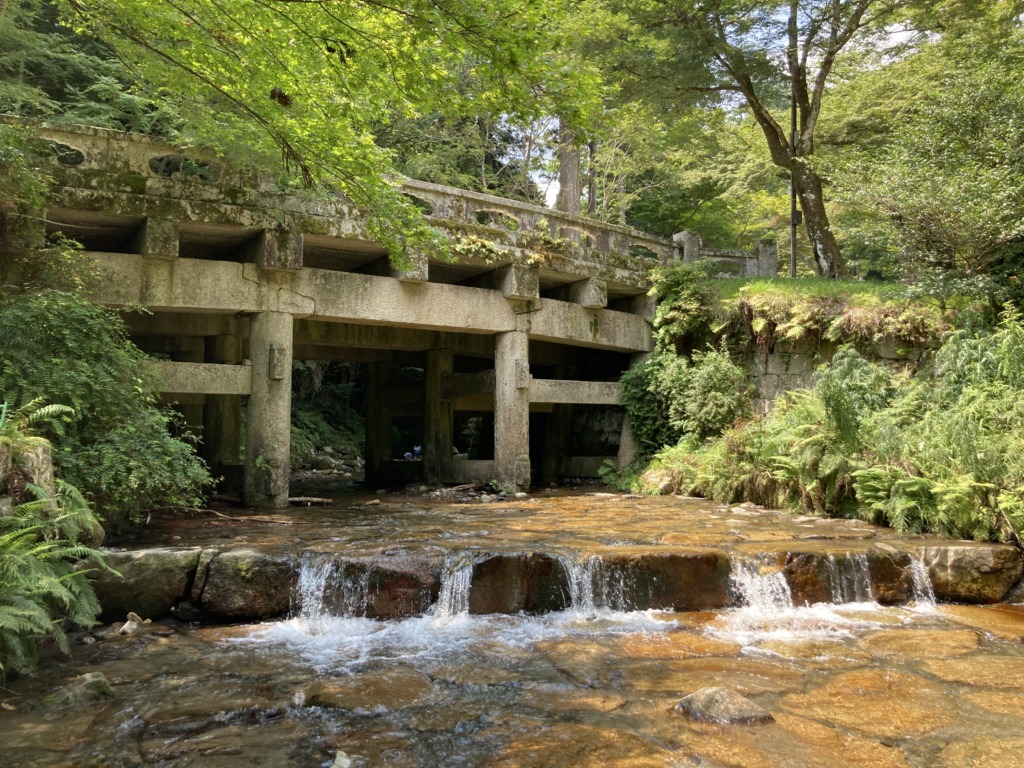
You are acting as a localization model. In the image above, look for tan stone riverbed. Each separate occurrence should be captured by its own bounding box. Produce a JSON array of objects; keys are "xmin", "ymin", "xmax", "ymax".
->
[{"xmin": 3, "ymin": 490, "xmax": 1024, "ymax": 767}]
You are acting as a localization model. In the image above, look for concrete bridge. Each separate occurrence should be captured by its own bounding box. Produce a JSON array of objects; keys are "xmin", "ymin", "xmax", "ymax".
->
[{"xmin": 24, "ymin": 123, "xmax": 777, "ymax": 505}]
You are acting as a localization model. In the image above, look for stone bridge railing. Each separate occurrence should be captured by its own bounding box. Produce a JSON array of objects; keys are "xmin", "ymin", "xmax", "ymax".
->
[{"xmin": 23, "ymin": 119, "xmax": 776, "ymax": 280}]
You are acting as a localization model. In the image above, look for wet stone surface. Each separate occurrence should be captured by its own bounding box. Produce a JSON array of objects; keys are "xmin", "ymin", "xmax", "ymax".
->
[{"xmin": 5, "ymin": 491, "xmax": 1024, "ymax": 766}]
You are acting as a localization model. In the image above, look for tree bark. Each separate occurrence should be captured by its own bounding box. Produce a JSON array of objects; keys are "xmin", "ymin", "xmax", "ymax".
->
[
  {"xmin": 793, "ymin": 161, "xmax": 842, "ymax": 278},
  {"xmin": 556, "ymin": 117, "xmax": 581, "ymax": 215}
]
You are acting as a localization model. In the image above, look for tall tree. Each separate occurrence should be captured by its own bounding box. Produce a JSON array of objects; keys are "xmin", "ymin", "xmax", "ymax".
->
[
  {"xmin": 57, "ymin": 0, "xmax": 584, "ymax": 258},
  {"xmin": 601, "ymin": 0, "xmax": 913, "ymax": 277}
]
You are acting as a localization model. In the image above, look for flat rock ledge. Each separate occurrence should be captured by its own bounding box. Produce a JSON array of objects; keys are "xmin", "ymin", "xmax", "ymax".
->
[
  {"xmin": 674, "ymin": 686, "xmax": 774, "ymax": 725},
  {"xmin": 87, "ymin": 540, "xmax": 1024, "ymax": 623}
]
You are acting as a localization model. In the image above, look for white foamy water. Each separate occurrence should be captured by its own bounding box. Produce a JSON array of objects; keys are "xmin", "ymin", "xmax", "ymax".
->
[
  {"xmin": 709, "ymin": 555, "xmax": 886, "ymax": 650},
  {"xmin": 241, "ymin": 609, "xmax": 679, "ymax": 673}
]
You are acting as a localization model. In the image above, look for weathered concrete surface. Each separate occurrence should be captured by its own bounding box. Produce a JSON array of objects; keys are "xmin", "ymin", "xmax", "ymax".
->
[
  {"xmin": 199, "ymin": 549, "xmax": 296, "ymax": 620},
  {"xmin": 919, "ymin": 545, "xmax": 1024, "ymax": 603},
  {"xmin": 89, "ymin": 547, "xmax": 202, "ymax": 620},
  {"xmin": 151, "ymin": 360, "xmax": 251, "ymax": 395},
  {"xmin": 244, "ymin": 311, "xmax": 293, "ymax": 507}
]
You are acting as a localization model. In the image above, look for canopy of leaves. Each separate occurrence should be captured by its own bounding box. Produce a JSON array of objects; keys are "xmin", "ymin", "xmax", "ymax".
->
[{"xmin": 56, "ymin": 0, "xmax": 592, "ymax": 258}]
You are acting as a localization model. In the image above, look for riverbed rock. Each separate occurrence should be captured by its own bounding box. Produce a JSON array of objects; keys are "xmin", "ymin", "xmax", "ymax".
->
[
  {"xmin": 200, "ymin": 549, "xmax": 296, "ymax": 619},
  {"xmin": 639, "ymin": 467, "xmax": 679, "ymax": 495},
  {"xmin": 44, "ymin": 672, "xmax": 113, "ymax": 707},
  {"xmin": 359, "ymin": 555, "xmax": 442, "ymax": 619},
  {"xmin": 780, "ymin": 550, "xmax": 912, "ymax": 606},
  {"xmin": 469, "ymin": 553, "xmax": 569, "ymax": 614},
  {"xmin": 601, "ymin": 551, "xmax": 731, "ymax": 611},
  {"xmin": 674, "ymin": 686, "xmax": 774, "ymax": 724},
  {"xmin": 919, "ymin": 544, "xmax": 1024, "ymax": 603},
  {"xmin": 89, "ymin": 547, "xmax": 202, "ymax": 620}
]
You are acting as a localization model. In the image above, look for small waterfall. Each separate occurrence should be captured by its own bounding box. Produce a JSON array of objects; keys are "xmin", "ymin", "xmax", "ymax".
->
[
  {"xmin": 826, "ymin": 554, "xmax": 874, "ymax": 604},
  {"xmin": 908, "ymin": 555, "xmax": 936, "ymax": 607},
  {"xmin": 294, "ymin": 554, "xmax": 371, "ymax": 626},
  {"xmin": 430, "ymin": 556, "xmax": 475, "ymax": 620},
  {"xmin": 559, "ymin": 555, "xmax": 637, "ymax": 614},
  {"xmin": 564, "ymin": 556, "xmax": 598, "ymax": 616},
  {"xmin": 730, "ymin": 557, "xmax": 793, "ymax": 611}
]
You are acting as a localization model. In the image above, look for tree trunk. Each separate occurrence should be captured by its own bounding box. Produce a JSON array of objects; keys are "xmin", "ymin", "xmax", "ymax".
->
[
  {"xmin": 586, "ymin": 140, "xmax": 597, "ymax": 216},
  {"xmin": 555, "ymin": 118, "xmax": 581, "ymax": 215},
  {"xmin": 793, "ymin": 161, "xmax": 844, "ymax": 278}
]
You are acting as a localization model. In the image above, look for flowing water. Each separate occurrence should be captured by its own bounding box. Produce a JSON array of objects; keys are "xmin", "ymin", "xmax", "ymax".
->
[{"xmin": 3, "ymin": 491, "xmax": 1024, "ymax": 767}]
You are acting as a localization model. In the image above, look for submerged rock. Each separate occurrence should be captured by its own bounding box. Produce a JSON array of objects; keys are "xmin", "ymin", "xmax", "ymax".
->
[
  {"xmin": 45, "ymin": 672, "xmax": 113, "ymax": 707},
  {"xmin": 673, "ymin": 686, "xmax": 774, "ymax": 724}
]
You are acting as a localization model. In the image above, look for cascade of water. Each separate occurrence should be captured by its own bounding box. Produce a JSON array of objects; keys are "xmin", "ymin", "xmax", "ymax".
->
[
  {"xmin": 908, "ymin": 555, "xmax": 937, "ymax": 607},
  {"xmin": 730, "ymin": 557, "xmax": 794, "ymax": 611},
  {"xmin": 430, "ymin": 556, "xmax": 475, "ymax": 620},
  {"xmin": 564, "ymin": 555, "xmax": 598, "ymax": 616},
  {"xmin": 294, "ymin": 554, "xmax": 371, "ymax": 624},
  {"xmin": 826, "ymin": 554, "xmax": 874, "ymax": 604}
]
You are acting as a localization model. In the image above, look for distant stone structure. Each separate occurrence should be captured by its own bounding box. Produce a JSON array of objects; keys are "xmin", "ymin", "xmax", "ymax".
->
[{"xmin": 17, "ymin": 121, "xmax": 776, "ymax": 505}]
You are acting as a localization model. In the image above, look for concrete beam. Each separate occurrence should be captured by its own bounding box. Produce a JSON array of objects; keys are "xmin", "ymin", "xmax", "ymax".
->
[
  {"xmin": 443, "ymin": 370, "xmax": 496, "ymax": 399},
  {"xmin": 529, "ymin": 302, "xmax": 653, "ymax": 352},
  {"xmin": 498, "ymin": 263, "xmax": 540, "ymax": 301},
  {"xmin": 529, "ymin": 379, "xmax": 619, "ymax": 405},
  {"xmin": 151, "ymin": 361, "xmax": 252, "ymax": 395},
  {"xmin": 133, "ymin": 217, "xmax": 179, "ymax": 260},
  {"xmin": 441, "ymin": 459, "xmax": 497, "ymax": 485}
]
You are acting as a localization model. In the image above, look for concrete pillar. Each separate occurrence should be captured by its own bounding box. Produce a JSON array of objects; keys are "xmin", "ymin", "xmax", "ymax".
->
[
  {"xmin": 494, "ymin": 315, "xmax": 531, "ymax": 491},
  {"xmin": 757, "ymin": 239, "xmax": 778, "ymax": 277},
  {"xmin": 244, "ymin": 311, "xmax": 293, "ymax": 507},
  {"xmin": 203, "ymin": 334, "xmax": 243, "ymax": 476},
  {"xmin": 672, "ymin": 231, "xmax": 701, "ymax": 263},
  {"xmin": 424, "ymin": 346, "xmax": 454, "ymax": 485},
  {"xmin": 364, "ymin": 360, "xmax": 394, "ymax": 487}
]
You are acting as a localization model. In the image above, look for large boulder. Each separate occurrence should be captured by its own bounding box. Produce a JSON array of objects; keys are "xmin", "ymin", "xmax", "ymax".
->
[
  {"xmin": 199, "ymin": 549, "xmax": 296, "ymax": 619},
  {"xmin": 919, "ymin": 545, "xmax": 1024, "ymax": 603},
  {"xmin": 468, "ymin": 553, "xmax": 569, "ymax": 614},
  {"xmin": 89, "ymin": 547, "xmax": 202, "ymax": 620},
  {"xmin": 365, "ymin": 555, "xmax": 442, "ymax": 619},
  {"xmin": 780, "ymin": 549, "xmax": 913, "ymax": 606},
  {"xmin": 600, "ymin": 551, "xmax": 731, "ymax": 611}
]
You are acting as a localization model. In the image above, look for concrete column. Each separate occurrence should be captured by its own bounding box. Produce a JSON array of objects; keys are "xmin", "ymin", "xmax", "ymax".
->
[
  {"xmin": 203, "ymin": 334, "xmax": 243, "ymax": 478},
  {"xmin": 672, "ymin": 231, "xmax": 701, "ymax": 263},
  {"xmin": 494, "ymin": 316, "xmax": 531, "ymax": 491},
  {"xmin": 364, "ymin": 360, "xmax": 394, "ymax": 487},
  {"xmin": 757, "ymin": 239, "xmax": 778, "ymax": 277},
  {"xmin": 424, "ymin": 346, "xmax": 454, "ymax": 485},
  {"xmin": 244, "ymin": 311, "xmax": 293, "ymax": 507}
]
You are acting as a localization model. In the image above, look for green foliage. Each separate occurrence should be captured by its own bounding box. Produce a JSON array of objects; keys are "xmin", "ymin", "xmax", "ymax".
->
[
  {"xmin": 57, "ymin": 0, "xmax": 592, "ymax": 261},
  {"xmin": 648, "ymin": 310, "xmax": 1024, "ymax": 543},
  {"xmin": 0, "ymin": 401, "xmax": 109, "ymax": 677},
  {"xmin": 290, "ymin": 362, "xmax": 364, "ymax": 468},
  {"xmin": 0, "ymin": 289, "xmax": 211, "ymax": 530},
  {"xmin": 618, "ymin": 343, "xmax": 751, "ymax": 457},
  {"xmin": 648, "ymin": 261, "xmax": 717, "ymax": 349},
  {"xmin": 682, "ymin": 345, "xmax": 753, "ymax": 439}
]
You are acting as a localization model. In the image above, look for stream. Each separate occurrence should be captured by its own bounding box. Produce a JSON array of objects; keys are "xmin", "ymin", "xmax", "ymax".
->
[{"xmin": 3, "ymin": 490, "xmax": 1024, "ymax": 767}]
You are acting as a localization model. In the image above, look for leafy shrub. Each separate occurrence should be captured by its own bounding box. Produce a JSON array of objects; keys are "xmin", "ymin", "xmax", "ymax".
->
[
  {"xmin": 0, "ymin": 288, "xmax": 211, "ymax": 530},
  {"xmin": 1, "ymin": 401, "xmax": 109, "ymax": 676},
  {"xmin": 649, "ymin": 310, "xmax": 1024, "ymax": 542},
  {"xmin": 682, "ymin": 345, "xmax": 752, "ymax": 439}
]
